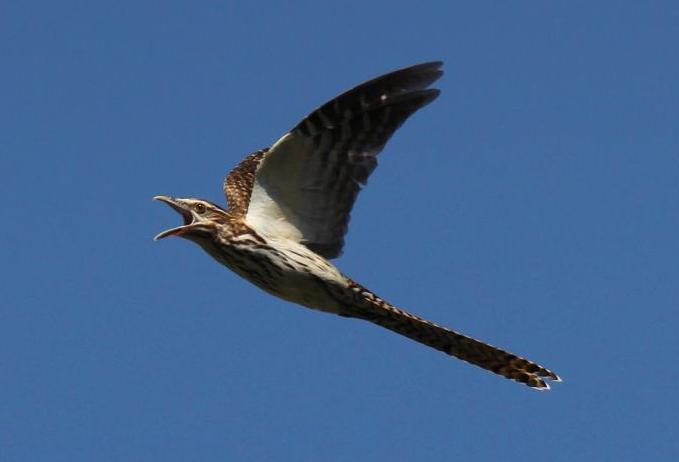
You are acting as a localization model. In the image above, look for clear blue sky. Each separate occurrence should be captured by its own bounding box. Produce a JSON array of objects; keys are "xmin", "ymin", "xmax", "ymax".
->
[{"xmin": 2, "ymin": 2, "xmax": 678, "ymax": 460}]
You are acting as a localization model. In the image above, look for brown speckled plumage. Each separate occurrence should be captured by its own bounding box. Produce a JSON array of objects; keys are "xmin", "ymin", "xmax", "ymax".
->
[
  {"xmin": 344, "ymin": 280, "xmax": 559, "ymax": 389},
  {"xmin": 154, "ymin": 61, "xmax": 561, "ymax": 390},
  {"xmin": 223, "ymin": 148, "xmax": 268, "ymax": 217}
]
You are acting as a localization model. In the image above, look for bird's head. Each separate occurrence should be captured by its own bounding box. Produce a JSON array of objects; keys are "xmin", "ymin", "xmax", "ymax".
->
[{"xmin": 153, "ymin": 195, "xmax": 228, "ymax": 241}]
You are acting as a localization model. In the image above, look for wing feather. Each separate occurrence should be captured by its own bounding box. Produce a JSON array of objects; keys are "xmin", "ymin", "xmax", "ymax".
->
[
  {"xmin": 223, "ymin": 149, "xmax": 267, "ymax": 217},
  {"xmin": 238, "ymin": 62, "xmax": 443, "ymax": 258}
]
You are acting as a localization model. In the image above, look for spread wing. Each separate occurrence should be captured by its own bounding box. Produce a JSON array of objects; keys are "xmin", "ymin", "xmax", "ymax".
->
[{"xmin": 226, "ymin": 61, "xmax": 443, "ymax": 258}]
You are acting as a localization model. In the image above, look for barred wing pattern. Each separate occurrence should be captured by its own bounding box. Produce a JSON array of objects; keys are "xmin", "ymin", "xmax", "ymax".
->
[
  {"xmin": 242, "ymin": 61, "xmax": 443, "ymax": 258},
  {"xmin": 160, "ymin": 61, "xmax": 563, "ymax": 389}
]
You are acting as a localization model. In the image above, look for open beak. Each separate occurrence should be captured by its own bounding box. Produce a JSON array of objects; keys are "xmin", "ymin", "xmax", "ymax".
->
[{"xmin": 153, "ymin": 195, "xmax": 195, "ymax": 240}]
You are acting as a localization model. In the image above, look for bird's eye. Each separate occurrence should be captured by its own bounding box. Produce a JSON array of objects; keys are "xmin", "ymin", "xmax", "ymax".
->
[{"xmin": 194, "ymin": 203, "xmax": 206, "ymax": 214}]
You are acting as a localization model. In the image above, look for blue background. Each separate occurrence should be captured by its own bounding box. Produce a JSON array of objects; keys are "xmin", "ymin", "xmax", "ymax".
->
[{"xmin": 2, "ymin": 2, "xmax": 678, "ymax": 460}]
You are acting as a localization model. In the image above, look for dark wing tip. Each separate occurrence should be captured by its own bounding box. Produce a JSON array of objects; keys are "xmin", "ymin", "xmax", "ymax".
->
[
  {"xmin": 295, "ymin": 66, "xmax": 443, "ymax": 142},
  {"xmin": 398, "ymin": 60, "xmax": 444, "ymax": 79},
  {"xmin": 356, "ymin": 60, "xmax": 444, "ymax": 95},
  {"xmin": 412, "ymin": 60, "xmax": 444, "ymax": 69},
  {"xmin": 384, "ymin": 60, "xmax": 444, "ymax": 78},
  {"xmin": 411, "ymin": 88, "xmax": 441, "ymax": 107}
]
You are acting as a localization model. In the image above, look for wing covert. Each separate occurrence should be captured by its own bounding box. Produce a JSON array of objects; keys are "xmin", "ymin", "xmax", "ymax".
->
[{"xmin": 223, "ymin": 149, "xmax": 267, "ymax": 217}]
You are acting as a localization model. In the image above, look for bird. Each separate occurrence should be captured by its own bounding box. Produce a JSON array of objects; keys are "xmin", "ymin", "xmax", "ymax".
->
[{"xmin": 154, "ymin": 61, "xmax": 561, "ymax": 390}]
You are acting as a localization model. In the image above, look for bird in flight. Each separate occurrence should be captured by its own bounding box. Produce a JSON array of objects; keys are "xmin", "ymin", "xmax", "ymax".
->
[{"xmin": 154, "ymin": 61, "xmax": 560, "ymax": 389}]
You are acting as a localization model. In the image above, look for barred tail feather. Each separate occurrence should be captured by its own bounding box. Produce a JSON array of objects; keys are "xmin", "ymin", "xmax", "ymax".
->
[{"xmin": 346, "ymin": 283, "xmax": 560, "ymax": 390}]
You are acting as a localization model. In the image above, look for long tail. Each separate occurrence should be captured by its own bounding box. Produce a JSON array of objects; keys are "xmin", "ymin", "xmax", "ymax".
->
[{"xmin": 344, "ymin": 281, "xmax": 561, "ymax": 390}]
